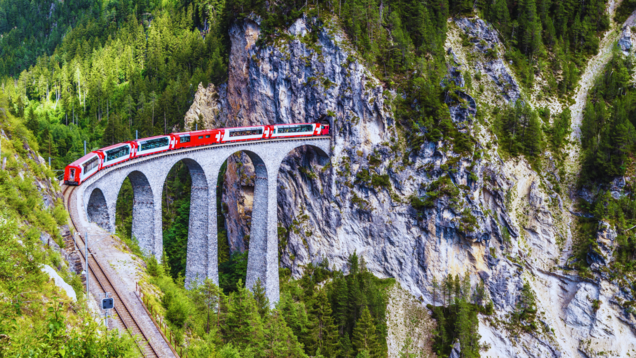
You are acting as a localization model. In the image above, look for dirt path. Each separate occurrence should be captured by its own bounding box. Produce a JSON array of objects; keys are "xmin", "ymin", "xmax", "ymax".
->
[{"xmin": 569, "ymin": 1, "xmax": 627, "ymax": 141}]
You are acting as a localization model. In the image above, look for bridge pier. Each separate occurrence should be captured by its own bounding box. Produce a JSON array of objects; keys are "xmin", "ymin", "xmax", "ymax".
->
[{"xmin": 245, "ymin": 157, "xmax": 281, "ymax": 304}]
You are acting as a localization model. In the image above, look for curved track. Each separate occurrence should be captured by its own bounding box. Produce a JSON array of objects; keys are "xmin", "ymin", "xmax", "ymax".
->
[{"xmin": 63, "ymin": 185, "xmax": 160, "ymax": 357}]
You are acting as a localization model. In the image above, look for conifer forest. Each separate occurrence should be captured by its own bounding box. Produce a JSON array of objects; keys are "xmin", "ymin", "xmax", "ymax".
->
[{"xmin": 4, "ymin": 0, "xmax": 636, "ymax": 356}]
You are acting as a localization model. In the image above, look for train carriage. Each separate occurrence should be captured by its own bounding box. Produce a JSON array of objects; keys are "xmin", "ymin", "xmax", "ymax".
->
[
  {"xmin": 130, "ymin": 135, "xmax": 175, "ymax": 158},
  {"xmin": 271, "ymin": 123, "xmax": 327, "ymax": 138},
  {"xmin": 63, "ymin": 152, "xmax": 101, "ymax": 185},
  {"xmin": 174, "ymin": 129, "xmax": 223, "ymax": 149},
  {"xmin": 95, "ymin": 143, "xmax": 133, "ymax": 168},
  {"xmin": 220, "ymin": 125, "xmax": 270, "ymax": 143}
]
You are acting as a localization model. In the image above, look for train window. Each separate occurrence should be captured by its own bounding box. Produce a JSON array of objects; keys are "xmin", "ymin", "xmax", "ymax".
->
[
  {"xmin": 206, "ymin": 135, "xmax": 210, "ymax": 138},
  {"xmin": 229, "ymin": 128, "xmax": 263, "ymax": 137},
  {"xmin": 140, "ymin": 137, "xmax": 169, "ymax": 151},
  {"xmin": 105, "ymin": 146, "xmax": 130, "ymax": 162},
  {"xmin": 70, "ymin": 168, "xmax": 76, "ymax": 177},
  {"xmin": 198, "ymin": 136, "xmax": 203, "ymax": 139},
  {"xmin": 180, "ymin": 135, "xmax": 191, "ymax": 143},
  {"xmin": 276, "ymin": 124, "xmax": 313, "ymax": 134},
  {"xmin": 82, "ymin": 156, "xmax": 98, "ymax": 173}
]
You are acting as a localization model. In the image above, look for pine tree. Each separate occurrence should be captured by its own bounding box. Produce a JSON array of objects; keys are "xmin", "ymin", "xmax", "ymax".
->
[
  {"xmin": 192, "ymin": 278, "xmax": 220, "ymax": 334},
  {"xmin": 431, "ymin": 276, "xmax": 440, "ymax": 305},
  {"xmin": 524, "ymin": 110, "xmax": 544, "ymax": 156},
  {"xmin": 308, "ymin": 290, "xmax": 339, "ymax": 357},
  {"xmin": 455, "ymin": 298, "xmax": 480, "ymax": 358},
  {"xmin": 263, "ymin": 310, "xmax": 307, "ymax": 358},
  {"xmin": 340, "ymin": 333, "xmax": 354, "ymax": 358},
  {"xmin": 223, "ymin": 280, "xmax": 265, "ymax": 350},
  {"xmin": 26, "ymin": 106, "xmax": 38, "ymax": 133},
  {"xmin": 331, "ymin": 273, "xmax": 349, "ymax": 335},
  {"xmin": 252, "ymin": 278, "xmax": 269, "ymax": 319},
  {"xmin": 352, "ymin": 307, "xmax": 379, "ymax": 357}
]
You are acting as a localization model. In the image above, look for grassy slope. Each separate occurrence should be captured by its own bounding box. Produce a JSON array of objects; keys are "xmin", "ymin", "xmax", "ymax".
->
[{"xmin": 0, "ymin": 92, "xmax": 135, "ymax": 356}]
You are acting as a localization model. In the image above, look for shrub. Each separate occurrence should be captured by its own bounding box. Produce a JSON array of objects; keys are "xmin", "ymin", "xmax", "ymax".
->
[{"xmin": 371, "ymin": 174, "xmax": 391, "ymax": 188}]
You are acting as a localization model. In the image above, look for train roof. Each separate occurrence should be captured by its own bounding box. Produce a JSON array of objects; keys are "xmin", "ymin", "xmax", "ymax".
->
[
  {"xmin": 172, "ymin": 129, "xmax": 218, "ymax": 136},
  {"xmin": 68, "ymin": 152, "xmax": 99, "ymax": 167},
  {"xmin": 274, "ymin": 122, "xmax": 317, "ymax": 126},
  {"xmin": 94, "ymin": 142, "xmax": 131, "ymax": 152},
  {"xmin": 224, "ymin": 124, "xmax": 266, "ymax": 130},
  {"xmin": 130, "ymin": 134, "xmax": 171, "ymax": 143}
]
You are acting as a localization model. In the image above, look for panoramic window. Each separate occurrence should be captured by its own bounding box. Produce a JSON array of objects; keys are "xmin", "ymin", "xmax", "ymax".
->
[
  {"xmin": 276, "ymin": 125, "xmax": 313, "ymax": 133},
  {"xmin": 106, "ymin": 146, "xmax": 130, "ymax": 162},
  {"xmin": 229, "ymin": 128, "xmax": 263, "ymax": 137},
  {"xmin": 82, "ymin": 156, "xmax": 98, "ymax": 173},
  {"xmin": 140, "ymin": 137, "xmax": 169, "ymax": 151}
]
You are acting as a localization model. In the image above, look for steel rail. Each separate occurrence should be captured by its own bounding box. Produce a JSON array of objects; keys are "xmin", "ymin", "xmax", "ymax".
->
[{"xmin": 63, "ymin": 185, "xmax": 161, "ymax": 357}]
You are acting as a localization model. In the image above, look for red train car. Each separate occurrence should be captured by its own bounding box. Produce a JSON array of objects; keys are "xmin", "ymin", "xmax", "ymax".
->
[
  {"xmin": 270, "ymin": 123, "xmax": 328, "ymax": 139},
  {"xmin": 63, "ymin": 152, "xmax": 101, "ymax": 185},
  {"xmin": 94, "ymin": 143, "xmax": 133, "ymax": 168},
  {"xmin": 218, "ymin": 125, "xmax": 270, "ymax": 143},
  {"xmin": 173, "ymin": 129, "xmax": 223, "ymax": 149},
  {"xmin": 129, "ymin": 135, "xmax": 176, "ymax": 158}
]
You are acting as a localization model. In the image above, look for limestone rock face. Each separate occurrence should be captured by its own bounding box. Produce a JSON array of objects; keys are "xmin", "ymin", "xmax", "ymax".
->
[
  {"xmin": 454, "ymin": 18, "xmax": 520, "ymax": 102},
  {"xmin": 619, "ymin": 26, "xmax": 632, "ymax": 53},
  {"xmin": 184, "ymin": 14, "xmax": 636, "ymax": 358},
  {"xmin": 183, "ymin": 82, "xmax": 225, "ymax": 130},
  {"xmin": 587, "ymin": 221, "xmax": 617, "ymax": 268}
]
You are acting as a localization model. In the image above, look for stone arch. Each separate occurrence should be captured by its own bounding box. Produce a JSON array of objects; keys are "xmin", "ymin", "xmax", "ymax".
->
[
  {"xmin": 160, "ymin": 158, "xmax": 211, "ymax": 287},
  {"xmin": 275, "ymin": 143, "xmax": 331, "ymax": 277},
  {"xmin": 87, "ymin": 188, "xmax": 111, "ymax": 231},
  {"xmin": 219, "ymin": 150, "xmax": 275, "ymax": 297},
  {"xmin": 116, "ymin": 170, "xmax": 155, "ymax": 256},
  {"xmin": 282, "ymin": 144, "xmax": 330, "ymax": 166}
]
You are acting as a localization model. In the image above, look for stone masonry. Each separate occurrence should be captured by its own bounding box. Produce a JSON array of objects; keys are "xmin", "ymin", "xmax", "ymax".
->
[{"xmin": 76, "ymin": 137, "xmax": 330, "ymax": 305}]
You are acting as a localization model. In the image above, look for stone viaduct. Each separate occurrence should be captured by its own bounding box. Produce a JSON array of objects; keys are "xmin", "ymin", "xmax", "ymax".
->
[{"xmin": 72, "ymin": 137, "xmax": 331, "ymax": 304}]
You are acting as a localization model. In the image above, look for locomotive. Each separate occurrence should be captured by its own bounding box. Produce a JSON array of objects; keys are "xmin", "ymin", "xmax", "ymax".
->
[{"xmin": 64, "ymin": 122, "xmax": 330, "ymax": 186}]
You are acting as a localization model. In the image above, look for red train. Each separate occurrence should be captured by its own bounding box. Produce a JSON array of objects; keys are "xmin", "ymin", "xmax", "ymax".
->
[{"xmin": 64, "ymin": 122, "xmax": 329, "ymax": 185}]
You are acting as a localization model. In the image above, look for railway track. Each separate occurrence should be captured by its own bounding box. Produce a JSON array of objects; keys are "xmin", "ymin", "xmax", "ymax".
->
[{"xmin": 62, "ymin": 185, "xmax": 161, "ymax": 358}]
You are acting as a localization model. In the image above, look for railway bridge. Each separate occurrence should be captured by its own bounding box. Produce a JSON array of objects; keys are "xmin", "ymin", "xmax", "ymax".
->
[{"xmin": 72, "ymin": 136, "xmax": 331, "ymax": 304}]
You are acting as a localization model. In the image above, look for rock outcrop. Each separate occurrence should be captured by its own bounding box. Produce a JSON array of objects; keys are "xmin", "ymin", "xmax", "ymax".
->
[
  {"xmin": 619, "ymin": 26, "xmax": 632, "ymax": 53},
  {"xmin": 183, "ymin": 83, "xmax": 225, "ymax": 130},
  {"xmin": 184, "ymin": 13, "xmax": 636, "ymax": 358}
]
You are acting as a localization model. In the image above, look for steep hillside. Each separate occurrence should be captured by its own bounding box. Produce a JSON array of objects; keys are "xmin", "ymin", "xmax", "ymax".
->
[
  {"xmin": 0, "ymin": 93, "xmax": 135, "ymax": 355},
  {"xmin": 8, "ymin": 0, "xmax": 636, "ymax": 357},
  {"xmin": 183, "ymin": 2, "xmax": 636, "ymax": 357}
]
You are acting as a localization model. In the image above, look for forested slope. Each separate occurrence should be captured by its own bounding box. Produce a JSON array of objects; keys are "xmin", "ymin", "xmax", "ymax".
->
[
  {"xmin": 0, "ymin": 92, "xmax": 135, "ymax": 356},
  {"xmin": 5, "ymin": 0, "xmax": 636, "ymax": 357}
]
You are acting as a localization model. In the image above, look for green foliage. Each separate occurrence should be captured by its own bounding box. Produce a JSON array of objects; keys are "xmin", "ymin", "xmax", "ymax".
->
[
  {"xmin": 0, "ymin": 93, "xmax": 134, "ymax": 355},
  {"xmin": 428, "ymin": 272, "xmax": 486, "ymax": 358},
  {"xmin": 3, "ymin": 0, "xmax": 229, "ymax": 173},
  {"xmin": 352, "ymin": 307, "xmax": 380, "ymax": 357},
  {"xmin": 219, "ymin": 251, "xmax": 248, "ymax": 293},
  {"xmin": 580, "ymin": 53, "xmax": 636, "ymax": 183},
  {"xmin": 571, "ymin": 190, "xmax": 636, "ymax": 278},
  {"xmin": 145, "ymin": 252, "xmax": 392, "ymax": 357},
  {"xmin": 478, "ymin": 0, "xmax": 609, "ymax": 96},
  {"xmin": 546, "ymin": 108, "xmax": 571, "ymax": 150},
  {"xmin": 495, "ymin": 100, "xmax": 544, "ymax": 163},
  {"xmin": 410, "ymin": 176, "xmax": 461, "ymax": 211},
  {"xmin": 371, "ymin": 174, "xmax": 391, "ymax": 189},
  {"xmin": 509, "ymin": 281, "xmax": 538, "ymax": 332},
  {"xmin": 614, "ymin": 0, "xmax": 636, "ymax": 24}
]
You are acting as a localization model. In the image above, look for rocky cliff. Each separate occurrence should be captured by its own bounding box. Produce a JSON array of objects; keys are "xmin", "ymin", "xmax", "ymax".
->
[{"xmin": 185, "ymin": 12, "xmax": 636, "ymax": 357}]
